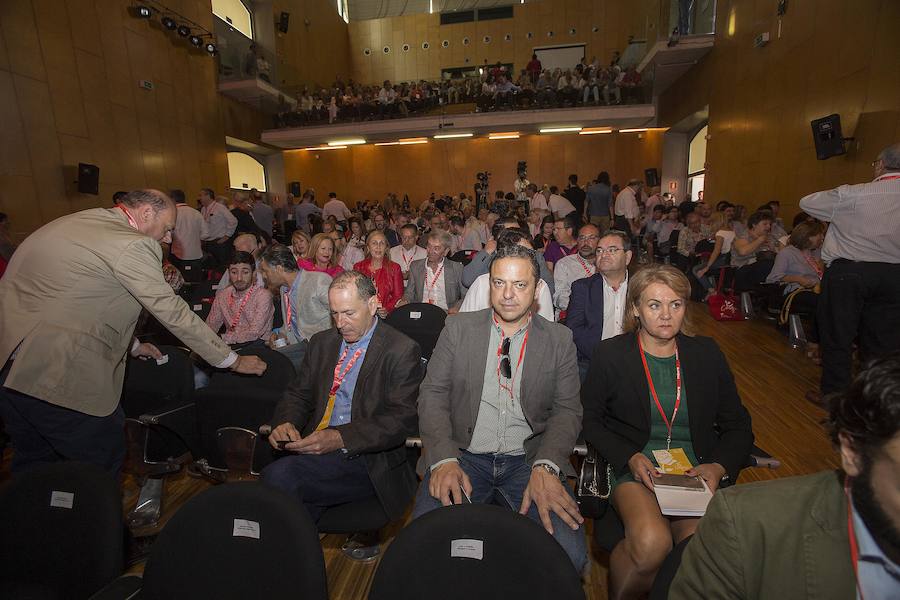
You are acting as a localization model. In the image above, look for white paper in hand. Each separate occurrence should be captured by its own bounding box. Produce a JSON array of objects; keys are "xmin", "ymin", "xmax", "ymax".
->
[
  {"xmin": 450, "ymin": 539, "xmax": 484, "ymax": 560},
  {"xmin": 232, "ymin": 519, "xmax": 260, "ymax": 539}
]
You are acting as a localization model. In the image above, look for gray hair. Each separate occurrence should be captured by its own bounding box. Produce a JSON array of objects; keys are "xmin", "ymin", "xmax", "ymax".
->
[
  {"xmin": 119, "ymin": 189, "xmax": 174, "ymax": 214},
  {"xmin": 599, "ymin": 229, "xmax": 632, "ymax": 252},
  {"xmin": 330, "ymin": 270, "xmax": 376, "ymax": 301},
  {"xmin": 877, "ymin": 143, "xmax": 900, "ymax": 171},
  {"xmin": 427, "ymin": 230, "xmax": 452, "ymax": 248},
  {"xmin": 259, "ymin": 244, "xmax": 298, "ymax": 272}
]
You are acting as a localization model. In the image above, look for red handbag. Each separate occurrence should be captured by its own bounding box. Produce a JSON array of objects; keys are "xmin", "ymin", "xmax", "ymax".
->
[{"xmin": 707, "ymin": 268, "xmax": 743, "ymax": 321}]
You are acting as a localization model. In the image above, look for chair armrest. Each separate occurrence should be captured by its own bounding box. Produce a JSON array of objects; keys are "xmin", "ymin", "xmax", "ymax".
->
[{"xmin": 88, "ymin": 575, "xmax": 142, "ymax": 600}]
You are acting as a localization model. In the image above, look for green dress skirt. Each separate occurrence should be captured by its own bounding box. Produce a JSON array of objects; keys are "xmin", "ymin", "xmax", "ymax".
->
[{"xmin": 611, "ymin": 352, "xmax": 699, "ymax": 491}]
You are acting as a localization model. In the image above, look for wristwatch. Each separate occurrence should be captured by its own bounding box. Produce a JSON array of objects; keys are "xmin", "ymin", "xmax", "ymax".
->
[{"xmin": 534, "ymin": 463, "xmax": 565, "ymax": 482}]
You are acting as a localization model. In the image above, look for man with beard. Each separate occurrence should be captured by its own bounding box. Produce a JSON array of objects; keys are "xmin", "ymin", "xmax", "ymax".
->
[
  {"xmin": 670, "ymin": 353, "xmax": 900, "ymax": 599},
  {"xmin": 552, "ymin": 223, "xmax": 600, "ymax": 318},
  {"xmin": 206, "ymin": 251, "xmax": 274, "ymax": 345}
]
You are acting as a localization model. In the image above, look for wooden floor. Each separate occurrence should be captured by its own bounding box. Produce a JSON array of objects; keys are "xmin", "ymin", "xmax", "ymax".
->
[{"xmin": 0, "ymin": 303, "xmax": 838, "ymax": 599}]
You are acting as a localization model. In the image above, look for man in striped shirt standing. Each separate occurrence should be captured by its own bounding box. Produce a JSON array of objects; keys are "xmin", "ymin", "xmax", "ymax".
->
[{"xmin": 801, "ymin": 142, "xmax": 900, "ymax": 401}]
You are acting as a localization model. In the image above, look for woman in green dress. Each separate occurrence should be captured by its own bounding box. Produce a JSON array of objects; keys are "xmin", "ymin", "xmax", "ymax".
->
[{"xmin": 582, "ymin": 264, "xmax": 754, "ymax": 599}]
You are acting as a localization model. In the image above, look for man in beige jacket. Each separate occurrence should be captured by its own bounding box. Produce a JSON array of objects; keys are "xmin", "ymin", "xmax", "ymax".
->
[{"xmin": 0, "ymin": 190, "xmax": 266, "ymax": 476}]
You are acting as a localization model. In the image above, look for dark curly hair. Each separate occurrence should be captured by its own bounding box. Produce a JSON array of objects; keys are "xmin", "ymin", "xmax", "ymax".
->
[{"xmin": 827, "ymin": 352, "xmax": 900, "ymax": 453}]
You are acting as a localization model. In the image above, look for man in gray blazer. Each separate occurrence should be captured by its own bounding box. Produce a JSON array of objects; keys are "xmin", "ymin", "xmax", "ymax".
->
[
  {"xmin": 413, "ymin": 243, "xmax": 587, "ymax": 573},
  {"xmin": 258, "ymin": 244, "xmax": 332, "ymax": 369},
  {"xmin": 396, "ymin": 230, "xmax": 465, "ymax": 312}
]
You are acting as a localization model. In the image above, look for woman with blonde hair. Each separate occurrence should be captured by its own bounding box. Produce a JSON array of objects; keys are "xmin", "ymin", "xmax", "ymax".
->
[
  {"xmin": 290, "ymin": 230, "xmax": 311, "ymax": 264},
  {"xmin": 581, "ymin": 264, "xmax": 753, "ymax": 600},
  {"xmin": 298, "ymin": 233, "xmax": 344, "ymax": 277}
]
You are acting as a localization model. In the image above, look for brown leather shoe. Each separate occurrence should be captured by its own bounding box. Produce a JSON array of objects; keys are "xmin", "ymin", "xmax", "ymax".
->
[{"xmin": 805, "ymin": 390, "xmax": 825, "ymax": 408}]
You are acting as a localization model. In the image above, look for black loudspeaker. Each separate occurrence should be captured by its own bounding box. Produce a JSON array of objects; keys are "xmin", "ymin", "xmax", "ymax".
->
[
  {"xmin": 277, "ymin": 12, "xmax": 290, "ymax": 33},
  {"xmin": 289, "ymin": 181, "xmax": 301, "ymax": 196},
  {"xmin": 811, "ymin": 114, "xmax": 846, "ymax": 160},
  {"xmin": 77, "ymin": 162, "xmax": 100, "ymax": 195},
  {"xmin": 644, "ymin": 168, "xmax": 660, "ymax": 187}
]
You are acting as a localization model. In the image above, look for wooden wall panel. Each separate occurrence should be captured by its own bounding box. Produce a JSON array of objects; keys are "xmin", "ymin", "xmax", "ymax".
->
[
  {"xmin": 658, "ymin": 0, "xmax": 900, "ymax": 223},
  {"xmin": 345, "ymin": 0, "xmax": 659, "ymax": 85},
  {"xmin": 282, "ymin": 131, "xmax": 663, "ymax": 207},
  {"xmin": 272, "ymin": 0, "xmax": 351, "ymax": 91},
  {"xmin": 0, "ymin": 0, "xmax": 236, "ymax": 241}
]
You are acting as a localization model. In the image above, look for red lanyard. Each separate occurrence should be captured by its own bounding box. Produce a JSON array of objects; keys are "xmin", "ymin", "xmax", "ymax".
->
[
  {"xmin": 874, "ymin": 174, "xmax": 900, "ymax": 182},
  {"xmin": 576, "ymin": 255, "xmax": 594, "ymax": 277},
  {"xmin": 802, "ymin": 252, "xmax": 824, "ymax": 279},
  {"xmin": 118, "ymin": 206, "xmax": 138, "ymax": 230},
  {"xmin": 425, "ymin": 262, "xmax": 444, "ymax": 304},
  {"xmin": 638, "ymin": 335, "xmax": 682, "ymax": 449},
  {"xmin": 845, "ymin": 478, "xmax": 865, "ymax": 600},
  {"xmin": 329, "ymin": 345, "xmax": 365, "ymax": 397},
  {"xmin": 226, "ymin": 285, "xmax": 257, "ymax": 331},
  {"xmin": 494, "ymin": 315, "xmax": 529, "ymax": 399},
  {"xmin": 400, "ymin": 248, "xmax": 416, "ymax": 269}
]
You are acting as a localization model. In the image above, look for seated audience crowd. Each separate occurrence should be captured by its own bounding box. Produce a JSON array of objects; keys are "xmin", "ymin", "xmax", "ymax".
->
[
  {"xmin": 274, "ymin": 54, "xmax": 647, "ymax": 128},
  {"xmin": 2, "ymin": 143, "xmax": 898, "ymax": 599}
]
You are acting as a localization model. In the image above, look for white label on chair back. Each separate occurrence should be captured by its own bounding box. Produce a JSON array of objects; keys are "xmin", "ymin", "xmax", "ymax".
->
[
  {"xmin": 410, "ymin": 311, "xmax": 422, "ymax": 319},
  {"xmin": 233, "ymin": 519, "xmax": 260, "ymax": 539},
  {"xmin": 193, "ymin": 304, "xmax": 202, "ymax": 311},
  {"xmin": 450, "ymin": 539, "xmax": 483, "ymax": 560},
  {"xmin": 50, "ymin": 491, "xmax": 75, "ymax": 509}
]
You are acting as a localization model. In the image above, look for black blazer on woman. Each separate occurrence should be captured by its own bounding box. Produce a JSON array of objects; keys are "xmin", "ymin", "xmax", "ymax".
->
[{"xmin": 581, "ymin": 331, "xmax": 753, "ymax": 483}]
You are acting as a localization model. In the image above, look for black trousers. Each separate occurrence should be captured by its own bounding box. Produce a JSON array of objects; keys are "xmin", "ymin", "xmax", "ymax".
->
[
  {"xmin": 261, "ymin": 450, "xmax": 375, "ymax": 522},
  {"xmin": 0, "ymin": 361, "xmax": 125, "ymax": 477},
  {"xmin": 169, "ymin": 255, "xmax": 204, "ymax": 283},
  {"xmin": 203, "ymin": 240, "xmax": 232, "ymax": 268},
  {"xmin": 817, "ymin": 259, "xmax": 900, "ymax": 393}
]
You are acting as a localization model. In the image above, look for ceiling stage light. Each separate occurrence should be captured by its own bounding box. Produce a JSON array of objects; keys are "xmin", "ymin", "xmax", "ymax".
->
[
  {"xmin": 135, "ymin": 5, "xmax": 152, "ymax": 18},
  {"xmin": 205, "ymin": 42, "xmax": 218, "ymax": 55},
  {"xmin": 177, "ymin": 25, "xmax": 191, "ymax": 37},
  {"xmin": 189, "ymin": 35, "xmax": 203, "ymax": 48},
  {"xmin": 161, "ymin": 16, "xmax": 177, "ymax": 30}
]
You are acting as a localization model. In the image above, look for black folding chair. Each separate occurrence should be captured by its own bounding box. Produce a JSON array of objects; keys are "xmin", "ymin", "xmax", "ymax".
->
[
  {"xmin": 91, "ymin": 482, "xmax": 327, "ymax": 600},
  {"xmin": 0, "ymin": 462, "xmax": 124, "ymax": 599},
  {"xmin": 121, "ymin": 345, "xmax": 197, "ymax": 528},
  {"xmin": 368, "ymin": 504, "xmax": 584, "ymax": 600},
  {"xmin": 193, "ymin": 346, "xmax": 295, "ymax": 479},
  {"xmin": 385, "ymin": 302, "xmax": 447, "ymax": 362}
]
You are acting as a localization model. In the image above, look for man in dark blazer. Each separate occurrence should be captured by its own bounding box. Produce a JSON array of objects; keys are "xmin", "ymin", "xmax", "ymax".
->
[
  {"xmin": 566, "ymin": 230, "xmax": 633, "ymax": 379},
  {"xmin": 671, "ymin": 353, "xmax": 900, "ymax": 600},
  {"xmin": 397, "ymin": 231, "xmax": 465, "ymax": 311},
  {"xmin": 413, "ymin": 244, "xmax": 587, "ymax": 573},
  {"xmin": 264, "ymin": 271, "xmax": 422, "ymax": 524}
]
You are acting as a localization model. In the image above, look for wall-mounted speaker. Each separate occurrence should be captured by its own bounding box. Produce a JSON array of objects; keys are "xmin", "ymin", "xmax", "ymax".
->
[
  {"xmin": 277, "ymin": 12, "xmax": 290, "ymax": 34},
  {"xmin": 811, "ymin": 113, "xmax": 846, "ymax": 160},
  {"xmin": 289, "ymin": 181, "xmax": 302, "ymax": 196},
  {"xmin": 77, "ymin": 163, "xmax": 100, "ymax": 195},
  {"xmin": 644, "ymin": 168, "xmax": 660, "ymax": 187}
]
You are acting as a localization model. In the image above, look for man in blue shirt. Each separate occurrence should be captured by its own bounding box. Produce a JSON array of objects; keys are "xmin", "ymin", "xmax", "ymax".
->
[{"xmin": 263, "ymin": 271, "xmax": 423, "ymax": 527}]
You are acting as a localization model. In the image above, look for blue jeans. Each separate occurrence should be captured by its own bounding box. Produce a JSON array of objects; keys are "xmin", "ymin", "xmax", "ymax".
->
[{"xmin": 411, "ymin": 451, "xmax": 588, "ymax": 573}]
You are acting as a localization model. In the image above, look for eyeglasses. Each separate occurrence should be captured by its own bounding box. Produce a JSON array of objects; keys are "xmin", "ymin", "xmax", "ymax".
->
[
  {"xmin": 500, "ymin": 337, "xmax": 512, "ymax": 379},
  {"xmin": 596, "ymin": 247, "xmax": 623, "ymax": 255},
  {"xmin": 577, "ymin": 234, "xmax": 599, "ymax": 242}
]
